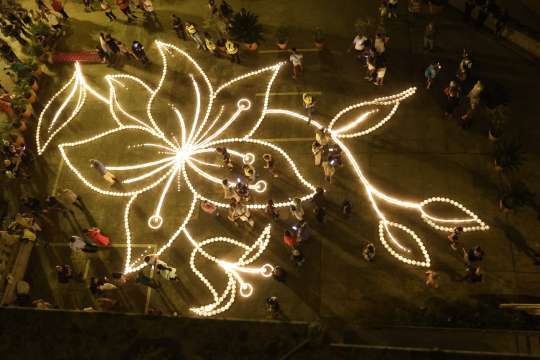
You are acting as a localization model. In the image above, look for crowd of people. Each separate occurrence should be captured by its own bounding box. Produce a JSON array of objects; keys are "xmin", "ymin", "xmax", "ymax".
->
[{"xmin": 0, "ymin": 0, "xmax": 525, "ymax": 315}]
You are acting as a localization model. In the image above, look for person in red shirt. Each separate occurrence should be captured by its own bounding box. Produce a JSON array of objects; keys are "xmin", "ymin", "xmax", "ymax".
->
[
  {"xmin": 283, "ymin": 230, "xmax": 297, "ymax": 249},
  {"xmin": 51, "ymin": 0, "xmax": 69, "ymax": 19},
  {"xmin": 85, "ymin": 227, "xmax": 111, "ymax": 246},
  {"xmin": 116, "ymin": 0, "xmax": 137, "ymax": 22}
]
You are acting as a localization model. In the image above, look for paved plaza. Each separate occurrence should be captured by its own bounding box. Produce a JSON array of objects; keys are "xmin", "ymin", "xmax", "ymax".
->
[{"xmin": 19, "ymin": 0, "xmax": 540, "ymax": 342}]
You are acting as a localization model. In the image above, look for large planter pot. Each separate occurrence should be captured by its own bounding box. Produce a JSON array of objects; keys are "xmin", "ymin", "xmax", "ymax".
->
[
  {"xmin": 494, "ymin": 159, "xmax": 503, "ymax": 172},
  {"xmin": 277, "ymin": 41, "xmax": 288, "ymax": 50},
  {"xmin": 488, "ymin": 128, "xmax": 501, "ymax": 142},
  {"xmin": 243, "ymin": 42, "xmax": 258, "ymax": 51}
]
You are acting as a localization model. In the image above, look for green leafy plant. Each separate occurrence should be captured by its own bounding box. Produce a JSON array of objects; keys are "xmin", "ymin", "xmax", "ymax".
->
[
  {"xmin": 276, "ymin": 26, "xmax": 289, "ymax": 44},
  {"xmin": 500, "ymin": 180, "xmax": 535, "ymax": 211},
  {"xmin": 493, "ymin": 140, "xmax": 524, "ymax": 172},
  {"xmin": 24, "ymin": 42, "xmax": 45, "ymax": 58},
  {"xmin": 14, "ymin": 83, "xmax": 32, "ymax": 98},
  {"xmin": 229, "ymin": 11, "xmax": 264, "ymax": 44},
  {"xmin": 0, "ymin": 113, "xmax": 13, "ymax": 140}
]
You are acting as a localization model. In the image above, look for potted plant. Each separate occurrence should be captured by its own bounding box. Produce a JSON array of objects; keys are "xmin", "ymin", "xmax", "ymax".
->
[
  {"xmin": 493, "ymin": 140, "xmax": 523, "ymax": 173},
  {"xmin": 229, "ymin": 10, "xmax": 264, "ymax": 50},
  {"xmin": 275, "ymin": 26, "xmax": 289, "ymax": 50},
  {"xmin": 313, "ymin": 27, "xmax": 326, "ymax": 49},
  {"xmin": 488, "ymin": 105, "xmax": 508, "ymax": 141},
  {"xmin": 500, "ymin": 181, "xmax": 535, "ymax": 212},
  {"xmin": 11, "ymin": 96, "xmax": 32, "ymax": 119}
]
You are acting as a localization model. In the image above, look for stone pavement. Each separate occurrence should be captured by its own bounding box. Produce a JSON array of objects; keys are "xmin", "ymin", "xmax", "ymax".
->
[{"xmin": 15, "ymin": 0, "xmax": 540, "ymax": 350}]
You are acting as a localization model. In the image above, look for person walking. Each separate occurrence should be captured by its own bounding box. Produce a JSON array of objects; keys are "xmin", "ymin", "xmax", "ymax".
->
[
  {"xmin": 463, "ymin": 246, "xmax": 485, "ymax": 265},
  {"xmin": 321, "ymin": 160, "xmax": 336, "ymax": 183},
  {"xmin": 387, "ymin": 0, "xmax": 399, "ymax": 19},
  {"xmin": 341, "ymin": 200, "xmax": 352, "ymax": 218},
  {"xmin": 185, "ymin": 22, "xmax": 206, "ymax": 50},
  {"xmin": 171, "ymin": 14, "xmax": 186, "ymax": 40},
  {"xmin": 373, "ymin": 53, "xmax": 387, "ymax": 86},
  {"xmin": 84, "ymin": 227, "xmax": 110, "ymax": 246},
  {"xmin": 100, "ymin": 0, "xmax": 117, "ymax": 22},
  {"xmin": 266, "ymin": 296, "xmax": 280, "ymax": 315},
  {"xmin": 374, "ymin": 32, "xmax": 388, "ymax": 54},
  {"xmin": 56, "ymin": 188, "xmax": 84, "ymax": 210},
  {"xmin": 116, "ymin": 0, "xmax": 137, "ymax": 22},
  {"xmin": 50, "ymin": 0, "xmax": 69, "ymax": 19},
  {"xmin": 290, "ymin": 198, "xmax": 304, "ymax": 221},
  {"xmin": 443, "ymin": 80, "xmax": 461, "ymax": 117},
  {"xmin": 424, "ymin": 61, "xmax": 441, "ymax": 90},
  {"xmin": 456, "ymin": 50, "xmax": 473, "ymax": 82},
  {"xmin": 302, "ymin": 93, "xmax": 316, "ymax": 124},
  {"xmin": 90, "ymin": 158, "xmax": 117, "ymax": 185},
  {"xmin": 348, "ymin": 32, "xmax": 368, "ymax": 60},
  {"xmin": 283, "ymin": 230, "xmax": 297, "ymax": 249},
  {"xmin": 69, "ymin": 235, "xmax": 98, "ymax": 253},
  {"xmin": 289, "ymin": 48, "xmax": 303, "ymax": 80},
  {"xmin": 423, "ymin": 22, "xmax": 435, "ymax": 52},
  {"xmin": 265, "ymin": 199, "xmax": 279, "ymax": 221},
  {"xmin": 99, "ymin": 32, "xmax": 113, "ymax": 61},
  {"xmin": 461, "ymin": 80, "xmax": 483, "ymax": 128},
  {"xmin": 140, "ymin": 0, "xmax": 161, "ymax": 28},
  {"xmin": 132, "ymin": 40, "xmax": 150, "ymax": 65},
  {"xmin": 225, "ymin": 39, "xmax": 240, "ymax": 63},
  {"xmin": 312, "ymin": 141, "xmax": 323, "ymax": 166},
  {"xmin": 156, "ymin": 262, "xmax": 179, "ymax": 281},
  {"xmin": 447, "ymin": 226, "xmax": 463, "ymax": 251},
  {"xmin": 291, "ymin": 248, "xmax": 305, "ymax": 267},
  {"xmin": 425, "ymin": 270, "xmax": 439, "ymax": 288},
  {"xmin": 408, "ymin": 0, "xmax": 421, "ymax": 16},
  {"xmin": 363, "ymin": 243, "xmax": 376, "ymax": 261},
  {"xmin": 204, "ymin": 32, "xmax": 219, "ymax": 57}
]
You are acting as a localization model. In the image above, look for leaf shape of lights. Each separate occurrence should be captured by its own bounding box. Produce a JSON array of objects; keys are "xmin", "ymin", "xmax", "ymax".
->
[
  {"xmin": 328, "ymin": 87, "xmax": 416, "ymax": 138},
  {"xmin": 419, "ymin": 197, "xmax": 490, "ymax": 233},
  {"xmin": 36, "ymin": 63, "xmax": 87, "ymax": 155},
  {"xmin": 379, "ymin": 220, "xmax": 431, "ymax": 267}
]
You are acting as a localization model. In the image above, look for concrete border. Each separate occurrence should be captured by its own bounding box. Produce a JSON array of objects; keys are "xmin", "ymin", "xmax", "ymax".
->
[{"xmin": 448, "ymin": 0, "xmax": 540, "ymax": 59}]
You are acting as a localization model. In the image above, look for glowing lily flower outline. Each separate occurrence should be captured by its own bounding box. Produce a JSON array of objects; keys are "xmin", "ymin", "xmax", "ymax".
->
[{"xmin": 36, "ymin": 40, "xmax": 489, "ymax": 316}]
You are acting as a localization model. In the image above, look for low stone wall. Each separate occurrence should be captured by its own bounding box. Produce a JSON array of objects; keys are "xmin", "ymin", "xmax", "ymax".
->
[{"xmin": 448, "ymin": 0, "xmax": 540, "ymax": 59}]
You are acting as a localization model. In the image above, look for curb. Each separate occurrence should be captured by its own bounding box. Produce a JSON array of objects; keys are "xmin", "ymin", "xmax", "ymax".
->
[{"xmin": 448, "ymin": 0, "xmax": 540, "ymax": 59}]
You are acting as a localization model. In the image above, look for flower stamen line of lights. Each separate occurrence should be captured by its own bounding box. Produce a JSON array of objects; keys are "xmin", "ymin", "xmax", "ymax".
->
[{"xmin": 36, "ymin": 40, "xmax": 488, "ymax": 316}]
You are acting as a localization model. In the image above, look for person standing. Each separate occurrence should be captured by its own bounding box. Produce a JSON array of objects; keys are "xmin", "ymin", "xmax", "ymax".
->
[
  {"xmin": 425, "ymin": 270, "xmax": 439, "ymax": 288},
  {"xmin": 461, "ymin": 80, "xmax": 483, "ymax": 128},
  {"xmin": 116, "ymin": 0, "xmax": 137, "ymax": 22},
  {"xmin": 456, "ymin": 50, "xmax": 472, "ymax": 82},
  {"xmin": 100, "ymin": 0, "xmax": 117, "ymax": 22},
  {"xmin": 424, "ymin": 61, "xmax": 441, "ymax": 90},
  {"xmin": 312, "ymin": 141, "xmax": 323, "ymax": 166},
  {"xmin": 408, "ymin": 0, "xmax": 421, "ymax": 16},
  {"xmin": 321, "ymin": 159, "xmax": 336, "ymax": 183},
  {"xmin": 291, "ymin": 249, "xmax": 305, "ymax": 267},
  {"xmin": 447, "ymin": 226, "xmax": 463, "ymax": 251},
  {"xmin": 348, "ymin": 32, "xmax": 368, "ymax": 60},
  {"xmin": 69, "ymin": 235, "xmax": 98, "ymax": 253},
  {"xmin": 290, "ymin": 198, "xmax": 304, "ymax": 221},
  {"xmin": 225, "ymin": 39, "xmax": 240, "ymax": 63},
  {"xmin": 302, "ymin": 93, "xmax": 316, "ymax": 124},
  {"xmin": 463, "ymin": 246, "xmax": 485, "ymax": 265},
  {"xmin": 156, "ymin": 262, "xmax": 179, "ymax": 281},
  {"xmin": 135, "ymin": 271, "xmax": 161, "ymax": 289},
  {"xmin": 50, "ymin": 0, "xmax": 69, "ymax": 19},
  {"xmin": 171, "ymin": 15, "xmax": 186, "ymax": 40},
  {"xmin": 423, "ymin": 22, "xmax": 435, "ymax": 52},
  {"xmin": 363, "ymin": 243, "xmax": 376, "ymax": 261},
  {"xmin": 283, "ymin": 230, "xmax": 297, "ymax": 249},
  {"xmin": 185, "ymin": 22, "xmax": 206, "ymax": 50},
  {"xmin": 387, "ymin": 0, "xmax": 399, "ymax": 19},
  {"xmin": 140, "ymin": 0, "xmax": 161, "ymax": 28},
  {"xmin": 204, "ymin": 33, "xmax": 219, "ymax": 57},
  {"xmin": 374, "ymin": 32, "xmax": 388, "ymax": 55},
  {"xmin": 265, "ymin": 199, "xmax": 279, "ymax": 221},
  {"xmin": 56, "ymin": 188, "xmax": 84, "ymax": 211},
  {"xmin": 90, "ymin": 158, "xmax": 117, "ymax": 185},
  {"xmin": 443, "ymin": 80, "xmax": 460, "ymax": 117},
  {"xmin": 373, "ymin": 53, "xmax": 387, "ymax": 86},
  {"xmin": 289, "ymin": 48, "xmax": 303, "ymax": 80}
]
